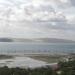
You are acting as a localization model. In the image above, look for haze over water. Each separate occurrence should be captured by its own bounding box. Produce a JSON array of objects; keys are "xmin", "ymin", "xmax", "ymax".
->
[{"xmin": 0, "ymin": 42, "xmax": 75, "ymax": 54}]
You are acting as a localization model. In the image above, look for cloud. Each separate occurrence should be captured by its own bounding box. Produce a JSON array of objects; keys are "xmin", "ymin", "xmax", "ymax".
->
[
  {"xmin": 70, "ymin": 0, "xmax": 75, "ymax": 6},
  {"xmin": 0, "ymin": 0, "xmax": 75, "ymax": 40}
]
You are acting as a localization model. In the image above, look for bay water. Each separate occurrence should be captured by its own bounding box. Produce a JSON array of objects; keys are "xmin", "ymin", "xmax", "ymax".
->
[{"xmin": 0, "ymin": 42, "xmax": 75, "ymax": 54}]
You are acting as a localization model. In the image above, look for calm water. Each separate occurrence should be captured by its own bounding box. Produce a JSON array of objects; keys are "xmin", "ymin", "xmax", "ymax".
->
[{"xmin": 0, "ymin": 42, "xmax": 75, "ymax": 54}]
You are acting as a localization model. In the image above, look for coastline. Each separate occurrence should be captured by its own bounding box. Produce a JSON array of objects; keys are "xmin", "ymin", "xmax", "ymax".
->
[{"xmin": 0, "ymin": 54, "xmax": 58, "ymax": 68}]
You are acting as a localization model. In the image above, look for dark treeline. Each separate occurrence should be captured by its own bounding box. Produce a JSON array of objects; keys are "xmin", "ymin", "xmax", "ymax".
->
[
  {"xmin": 0, "ymin": 60, "xmax": 75, "ymax": 75},
  {"xmin": 0, "ymin": 66, "xmax": 57, "ymax": 75},
  {"xmin": 58, "ymin": 60, "xmax": 75, "ymax": 75}
]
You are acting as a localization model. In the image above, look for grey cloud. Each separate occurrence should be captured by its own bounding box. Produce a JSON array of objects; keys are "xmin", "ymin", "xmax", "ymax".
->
[
  {"xmin": 0, "ymin": 0, "xmax": 75, "ymax": 40},
  {"xmin": 70, "ymin": 0, "xmax": 75, "ymax": 6},
  {"xmin": 39, "ymin": 4, "xmax": 55, "ymax": 12}
]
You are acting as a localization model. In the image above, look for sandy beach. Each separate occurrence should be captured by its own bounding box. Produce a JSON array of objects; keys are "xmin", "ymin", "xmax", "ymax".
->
[
  {"xmin": 0, "ymin": 55, "xmax": 56, "ymax": 68},
  {"xmin": 0, "ymin": 56, "xmax": 51, "ymax": 68}
]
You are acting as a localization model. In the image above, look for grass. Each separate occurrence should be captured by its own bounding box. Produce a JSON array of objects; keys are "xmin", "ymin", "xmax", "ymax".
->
[
  {"xmin": 0, "ymin": 55, "xmax": 13, "ymax": 59},
  {"xmin": 29, "ymin": 55, "xmax": 62, "ymax": 63}
]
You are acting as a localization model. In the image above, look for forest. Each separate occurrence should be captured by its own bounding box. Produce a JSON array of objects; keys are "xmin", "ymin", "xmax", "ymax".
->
[{"xmin": 0, "ymin": 59, "xmax": 74, "ymax": 75}]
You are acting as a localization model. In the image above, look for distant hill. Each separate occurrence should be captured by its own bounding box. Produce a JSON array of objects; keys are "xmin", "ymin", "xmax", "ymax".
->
[
  {"xmin": 0, "ymin": 38, "xmax": 13, "ymax": 42},
  {"xmin": 0, "ymin": 38, "xmax": 75, "ymax": 43},
  {"xmin": 12, "ymin": 38, "xmax": 75, "ymax": 43},
  {"xmin": 34, "ymin": 38, "xmax": 75, "ymax": 43}
]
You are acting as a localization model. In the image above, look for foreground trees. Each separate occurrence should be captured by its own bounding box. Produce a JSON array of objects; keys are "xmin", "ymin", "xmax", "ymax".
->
[
  {"xmin": 58, "ymin": 60, "xmax": 75, "ymax": 75},
  {"xmin": 0, "ymin": 60, "xmax": 75, "ymax": 75},
  {"xmin": 0, "ymin": 66, "xmax": 57, "ymax": 75}
]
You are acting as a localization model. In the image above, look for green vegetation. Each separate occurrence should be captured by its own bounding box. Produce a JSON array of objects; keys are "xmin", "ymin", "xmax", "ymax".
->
[
  {"xmin": 29, "ymin": 55, "xmax": 62, "ymax": 63},
  {"xmin": 58, "ymin": 60, "xmax": 75, "ymax": 75},
  {"xmin": 0, "ymin": 66, "xmax": 57, "ymax": 75},
  {"xmin": 0, "ymin": 55, "xmax": 13, "ymax": 59},
  {"xmin": 0, "ymin": 56, "xmax": 74, "ymax": 75}
]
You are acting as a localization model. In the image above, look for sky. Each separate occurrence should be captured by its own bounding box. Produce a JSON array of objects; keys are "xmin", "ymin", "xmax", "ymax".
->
[{"xmin": 0, "ymin": 0, "xmax": 75, "ymax": 40}]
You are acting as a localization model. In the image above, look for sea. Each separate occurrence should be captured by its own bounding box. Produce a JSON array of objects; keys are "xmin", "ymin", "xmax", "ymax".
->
[{"xmin": 0, "ymin": 42, "xmax": 75, "ymax": 55}]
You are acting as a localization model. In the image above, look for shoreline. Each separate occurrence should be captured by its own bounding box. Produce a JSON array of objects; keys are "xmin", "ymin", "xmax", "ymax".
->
[
  {"xmin": 0, "ymin": 53, "xmax": 72, "ymax": 68},
  {"xmin": 0, "ymin": 54, "xmax": 59, "ymax": 68}
]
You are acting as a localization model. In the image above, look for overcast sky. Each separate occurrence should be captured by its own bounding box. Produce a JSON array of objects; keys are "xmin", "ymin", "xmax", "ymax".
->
[{"xmin": 0, "ymin": 0, "xmax": 75, "ymax": 40}]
